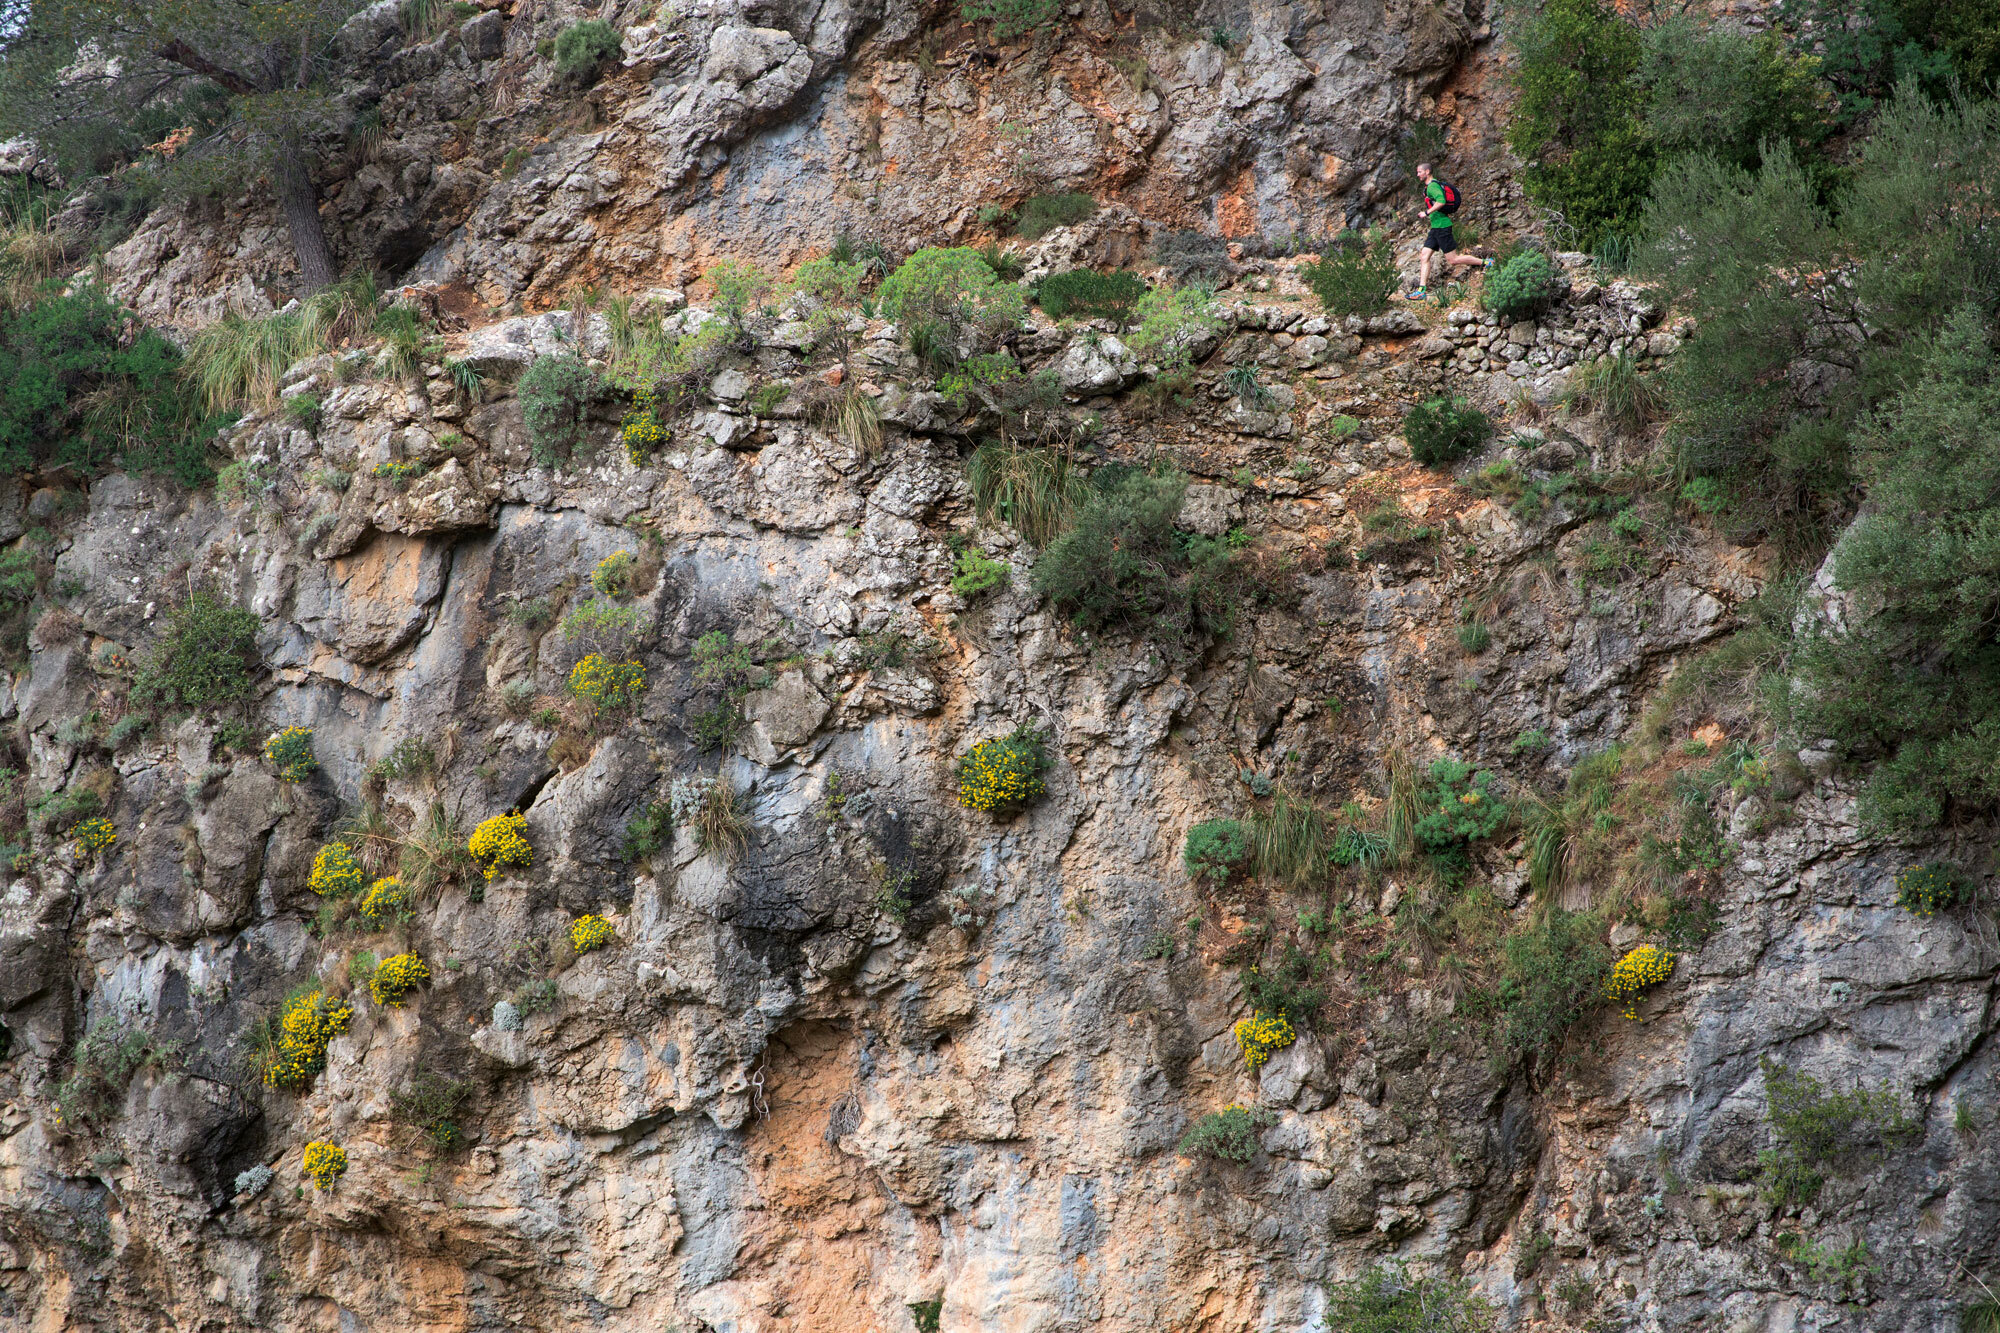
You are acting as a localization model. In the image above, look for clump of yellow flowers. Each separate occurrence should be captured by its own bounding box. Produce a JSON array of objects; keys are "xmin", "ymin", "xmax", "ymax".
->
[
  {"xmin": 468, "ymin": 814, "xmax": 533, "ymax": 881},
  {"xmin": 359, "ymin": 876, "xmax": 407, "ymax": 928},
  {"xmin": 1895, "ymin": 863, "xmax": 1969, "ymax": 917},
  {"xmin": 302, "ymin": 1140, "xmax": 348, "ymax": 1189},
  {"xmin": 310, "ymin": 843, "xmax": 366, "ymax": 897},
  {"xmin": 570, "ymin": 914, "xmax": 615, "ymax": 953},
  {"xmin": 369, "ymin": 953, "xmax": 430, "ymax": 1006},
  {"xmin": 954, "ymin": 725, "xmax": 1052, "ymax": 814},
  {"xmin": 1234, "ymin": 1011, "xmax": 1297, "ymax": 1071},
  {"xmin": 590, "ymin": 549, "xmax": 636, "ymax": 596},
  {"xmin": 72, "ymin": 816, "xmax": 116, "ymax": 860},
  {"xmin": 622, "ymin": 391, "xmax": 669, "ymax": 465},
  {"xmin": 265, "ymin": 991, "xmax": 353, "ymax": 1090},
  {"xmin": 262, "ymin": 726, "xmax": 317, "ymax": 783},
  {"xmin": 568, "ymin": 653, "xmax": 646, "ymax": 714},
  {"xmin": 1606, "ymin": 945, "xmax": 1676, "ymax": 1020}
]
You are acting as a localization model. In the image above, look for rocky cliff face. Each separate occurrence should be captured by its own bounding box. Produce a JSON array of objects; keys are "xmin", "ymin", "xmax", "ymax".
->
[{"xmin": 3, "ymin": 4, "xmax": 1997, "ymax": 1333}]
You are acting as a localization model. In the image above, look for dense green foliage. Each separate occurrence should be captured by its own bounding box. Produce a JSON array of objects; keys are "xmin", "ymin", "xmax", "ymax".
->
[
  {"xmin": 1036, "ymin": 269, "xmax": 1147, "ymax": 322},
  {"xmin": 134, "ymin": 588, "xmax": 262, "ymax": 711},
  {"xmin": 1016, "ymin": 192, "xmax": 1096, "ymax": 240},
  {"xmin": 1771, "ymin": 309, "xmax": 2000, "ymax": 830},
  {"xmin": 1324, "ymin": 1264, "xmax": 1496, "ymax": 1333},
  {"xmin": 1030, "ymin": 467, "xmax": 1241, "ymax": 651},
  {"xmin": 553, "ymin": 20, "xmax": 623, "ymax": 85},
  {"xmin": 519, "ymin": 354, "xmax": 602, "ymax": 468},
  {"xmin": 1176, "ymin": 1104, "xmax": 1269, "ymax": 1161},
  {"xmin": 878, "ymin": 247, "xmax": 1027, "ymax": 362},
  {"xmin": 0, "ymin": 287, "xmax": 224, "ymax": 485},
  {"xmin": 1183, "ymin": 818, "xmax": 1250, "ymax": 884},
  {"xmin": 1482, "ymin": 251, "xmax": 1563, "ymax": 323},
  {"xmin": 1299, "ymin": 231, "xmax": 1398, "ymax": 316},
  {"xmin": 1403, "ymin": 397, "xmax": 1493, "ymax": 468},
  {"xmin": 1494, "ymin": 909, "xmax": 1611, "ymax": 1063},
  {"xmin": 959, "ymin": 0, "xmax": 1060, "ymax": 38},
  {"xmin": 1758, "ymin": 1057, "xmax": 1921, "ymax": 1203}
]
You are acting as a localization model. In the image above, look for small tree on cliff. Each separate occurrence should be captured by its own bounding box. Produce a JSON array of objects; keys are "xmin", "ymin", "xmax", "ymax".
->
[{"xmin": 0, "ymin": 0, "xmax": 371, "ymax": 292}]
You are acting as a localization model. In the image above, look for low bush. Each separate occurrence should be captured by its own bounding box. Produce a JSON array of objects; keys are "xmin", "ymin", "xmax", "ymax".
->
[
  {"xmin": 468, "ymin": 813, "xmax": 533, "ymax": 881},
  {"xmin": 570, "ymin": 913, "xmax": 615, "ymax": 953},
  {"xmin": 391, "ymin": 1072, "xmax": 472, "ymax": 1151},
  {"xmin": 71, "ymin": 816, "xmax": 115, "ymax": 861},
  {"xmin": 519, "ymin": 353, "xmax": 601, "ymax": 468},
  {"xmin": 1233, "ymin": 1012, "xmax": 1296, "ymax": 1071},
  {"xmin": 560, "ymin": 599, "xmax": 641, "ymax": 661},
  {"xmin": 568, "ymin": 653, "xmax": 646, "ymax": 715},
  {"xmin": 1325, "ymin": 1264, "xmax": 1497, "ymax": 1333},
  {"xmin": 301, "ymin": 1140, "xmax": 348, "ymax": 1189},
  {"xmin": 1300, "ymin": 231, "xmax": 1398, "ymax": 316},
  {"xmin": 263, "ymin": 726, "xmax": 316, "ymax": 783},
  {"xmin": 958, "ymin": 0, "xmax": 1059, "ymax": 38},
  {"xmin": 1605, "ymin": 944, "xmax": 1675, "ymax": 1018},
  {"xmin": 955, "ymin": 725, "xmax": 1052, "ymax": 814},
  {"xmin": 1415, "ymin": 759, "xmax": 1509, "ymax": 853},
  {"xmin": 668, "ymin": 774, "xmax": 749, "ymax": 859},
  {"xmin": 553, "ymin": 19, "xmax": 622, "ymax": 85},
  {"xmin": 53, "ymin": 1015, "xmax": 160, "ymax": 1127},
  {"xmin": 309, "ymin": 842, "xmax": 366, "ymax": 898},
  {"xmin": 877, "ymin": 247, "xmax": 1027, "ymax": 358},
  {"xmin": 133, "ymin": 587, "xmax": 261, "ymax": 710},
  {"xmin": 1483, "ymin": 250, "xmax": 1564, "ymax": 323},
  {"xmin": 1758, "ymin": 1057, "xmax": 1921, "ymax": 1205},
  {"xmin": 1015, "ymin": 192, "xmax": 1096, "ymax": 240},
  {"xmin": 589, "ymin": 550, "xmax": 636, "ymax": 596},
  {"xmin": 1494, "ymin": 908, "xmax": 1611, "ymax": 1063},
  {"xmin": 1031, "ymin": 466, "xmax": 1242, "ymax": 651},
  {"xmin": 1125, "ymin": 283, "xmax": 1226, "ymax": 373},
  {"xmin": 1895, "ymin": 863, "xmax": 1972, "ymax": 917},
  {"xmin": 1403, "ymin": 397, "xmax": 1494, "ymax": 467},
  {"xmin": 1035, "ymin": 268, "xmax": 1147, "ymax": 322},
  {"xmin": 1183, "ymin": 817, "xmax": 1250, "ymax": 883},
  {"xmin": 950, "ymin": 546, "xmax": 1010, "ymax": 598},
  {"xmin": 1177, "ymin": 1104, "xmax": 1271, "ymax": 1162},
  {"xmin": 369, "ymin": 952, "xmax": 430, "ymax": 1006},
  {"xmin": 358, "ymin": 875, "xmax": 408, "ymax": 928},
  {"xmin": 262, "ymin": 989, "xmax": 353, "ymax": 1090}
]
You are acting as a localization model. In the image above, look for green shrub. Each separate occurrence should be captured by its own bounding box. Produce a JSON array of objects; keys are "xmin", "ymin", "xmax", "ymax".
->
[
  {"xmin": 1494, "ymin": 908, "xmax": 1610, "ymax": 1063},
  {"xmin": 1036, "ymin": 269, "xmax": 1147, "ymax": 322},
  {"xmin": 0, "ymin": 285, "xmax": 225, "ymax": 486},
  {"xmin": 1153, "ymin": 230, "xmax": 1232, "ymax": 286},
  {"xmin": 1030, "ymin": 467, "xmax": 1241, "ymax": 652},
  {"xmin": 1895, "ymin": 862, "xmax": 1972, "ymax": 917},
  {"xmin": 1403, "ymin": 397, "xmax": 1493, "ymax": 467},
  {"xmin": 1758, "ymin": 1057, "xmax": 1921, "ymax": 1205},
  {"xmin": 955, "ymin": 725, "xmax": 1052, "ymax": 814},
  {"xmin": 134, "ymin": 587, "xmax": 261, "ymax": 710},
  {"xmin": 950, "ymin": 546, "xmax": 1010, "ymax": 598},
  {"xmin": 1177, "ymin": 1104, "xmax": 1271, "ymax": 1162},
  {"xmin": 1300, "ymin": 231, "xmax": 1398, "ymax": 316},
  {"xmin": 693, "ymin": 630, "xmax": 770, "ymax": 697},
  {"xmin": 1325, "ymin": 1264, "xmax": 1497, "ymax": 1333},
  {"xmin": 1637, "ymin": 19, "xmax": 1827, "ymax": 168},
  {"xmin": 560, "ymin": 599, "xmax": 640, "ymax": 660},
  {"xmin": 1415, "ymin": 758, "xmax": 1508, "ymax": 850},
  {"xmin": 705, "ymin": 259, "xmax": 773, "ymax": 335},
  {"xmin": 877, "ymin": 247, "xmax": 1027, "ymax": 357},
  {"xmin": 53, "ymin": 1014, "xmax": 161, "ymax": 1128},
  {"xmin": 1457, "ymin": 618, "xmax": 1492, "ymax": 654},
  {"xmin": 553, "ymin": 19, "xmax": 623, "ymax": 85},
  {"xmin": 958, "ymin": 0, "xmax": 1059, "ymax": 37},
  {"xmin": 1482, "ymin": 251, "xmax": 1563, "ymax": 323},
  {"xmin": 1183, "ymin": 818, "xmax": 1250, "ymax": 884},
  {"xmin": 519, "ymin": 353, "xmax": 601, "ymax": 468},
  {"xmin": 283, "ymin": 392, "xmax": 323, "ymax": 433},
  {"xmin": 1015, "ymin": 192, "xmax": 1096, "ymax": 240},
  {"xmin": 624, "ymin": 798, "xmax": 673, "ymax": 860}
]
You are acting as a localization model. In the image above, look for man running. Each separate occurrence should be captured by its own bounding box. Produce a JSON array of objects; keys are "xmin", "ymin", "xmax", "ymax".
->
[{"xmin": 1409, "ymin": 163, "xmax": 1488, "ymax": 300}]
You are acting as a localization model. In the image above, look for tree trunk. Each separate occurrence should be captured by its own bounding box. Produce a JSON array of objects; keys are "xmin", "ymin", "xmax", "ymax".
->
[{"xmin": 273, "ymin": 144, "xmax": 336, "ymax": 294}]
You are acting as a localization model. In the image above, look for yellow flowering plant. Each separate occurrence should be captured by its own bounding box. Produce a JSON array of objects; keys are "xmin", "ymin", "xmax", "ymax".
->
[
  {"xmin": 468, "ymin": 814, "xmax": 533, "ymax": 881},
  {"xmin": 568, "ymin": 654, "xmax": 646, "ymax": 714},
  {"xmin": 72, "ymin": 816, "xmax": 116, "ymax": 860},
  {"xmin": 955, "ymin": 725, "xmax": 1052, "ymax": 814},
  {"xmin": 1606, "ymin": 944, "xmax": 1676, "ymax": 1020},
  {"xmin": 1895, "ymin": 863, "xmax": 1970, "ymax": 917},
  {"xmin": 1234, "ymin": 1011, "xmax": 1297, "ymax": 1071},
  {"xmin": 621, "ymin": 391, "xmax": 670, "ymax": 465},
  {"xmin": 369, "ymin": 953, "xmax": 430, "ymax": 1006},
  {"xmin": 358, "ymin": 876, "xmax": 408, "ymax": 928},
  {"xmin": 590, "ymin": 550, "xmax": 637, "ymax": 596},
  {"xmin": 570, "ymin": 913, "xmax": 615, "ymax": 953},
  {"xmin": 302, "ymin": 1140, "xmax": 348, "ymax": 1189},
  {"xmin": 264, "ymin": 990, "xmax": 353, "ymax": 1089},
  {"xmin": 263, "ymin": 726, "xmax": 317, "ymax": 783},
  {"xmin": 309, "ymin": 843, "xmax": 366, "ymax": 897}
]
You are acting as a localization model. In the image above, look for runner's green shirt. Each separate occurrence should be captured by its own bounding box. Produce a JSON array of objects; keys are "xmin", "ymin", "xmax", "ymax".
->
[{"xmin": 1426, "ymin": 181, "xmax": 1452, "ymax": 229}]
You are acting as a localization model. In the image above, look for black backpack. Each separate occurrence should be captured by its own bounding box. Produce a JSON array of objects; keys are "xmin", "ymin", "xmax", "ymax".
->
[{"xmin": 1433, "ymin": 180, "xmax": 1462, "ymax": 215}]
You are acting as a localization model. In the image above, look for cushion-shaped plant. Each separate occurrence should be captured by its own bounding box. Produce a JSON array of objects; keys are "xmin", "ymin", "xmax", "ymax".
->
[
  {"xmin": 1895, "ymin": 863, "xmax": 1971, "ymax": 917},
  {"xmin": 358, "ymin": 876, "xmax": 408, "ymax": 928},
  {"xmin": 1483, "ymin": 250, "xmax": 1564, "ymax": 323},
  {"xmin": 301, "ymin": 1140, "xmax": 348, "ymax": 1189},
  {"xmin": 1605, "ymin": 944, "xmax": 1676, "ymax": 1019},
  {"xmin": 264, "ymin": 990, "xmax": 353, "ymax": 1089},
  {"xmin": 309, "ymin": 842, "xmax": 366, "ymax": 897},
  {"xmin": 1233, "ymin": 1011, "xmax": 1296, "ymax": 1070},
  {"xmin": 72, "ymin": 816, "xmax": 116, "ymax": 860},
  {"xmin": 570, "ymin": 913, "xmax": 616, "ymax": 954},
  {"xmin": 1403, "ymin": 397, "xmax": 1494, "ymax": 468},
  {"xmin": 955, "ymin": 725, "xmax": 1052, "ymax": 814},
  {"xmin": 1183, "ymin": 818, "xmax": 1250, "ymax": 884},
  {"xmin": 568, "ymin": 654, "xmax": 646, "ymax": 714},
  {"xmin": 263, "ymin": 726, "xmax": 317, "ymax": 782},
  {"xmin": 369, "ymin": 953, "xmax": 430, "ymax": 1006},
  {"xmin": 468, "ymin": 814, "xmax": 533, "ymax": 881}
]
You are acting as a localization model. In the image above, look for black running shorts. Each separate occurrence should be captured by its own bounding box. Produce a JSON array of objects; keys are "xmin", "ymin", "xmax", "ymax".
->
[{"xmin": 1424, "ymin": 226, "xmax": 1456, "ymax": 253}]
